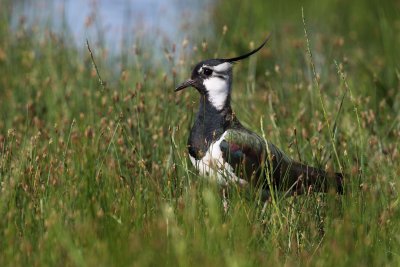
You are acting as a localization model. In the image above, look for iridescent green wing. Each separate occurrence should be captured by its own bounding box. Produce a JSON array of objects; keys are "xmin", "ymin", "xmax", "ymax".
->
[
  {"xmin": 219, "ymin": 129, "xmax": 267, "ymax": 180},
  {"xmin": 220, "ymin": 129, "xmax": 343, "ymax": 194},
  {"xmin": 220, "ymin": 128, "xmax": 294, "ymax": 183}
]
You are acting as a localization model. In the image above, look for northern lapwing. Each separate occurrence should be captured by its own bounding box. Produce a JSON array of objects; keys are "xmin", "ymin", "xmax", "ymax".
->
[{"xmin": 175, "ymin": 35, "xmax": 343, "ymax": 198}]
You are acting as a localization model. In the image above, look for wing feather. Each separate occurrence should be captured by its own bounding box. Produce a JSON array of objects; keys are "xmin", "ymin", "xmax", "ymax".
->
[
  {"xmin": 219, "ymin": 129, "xmax": 267, "ymax": 184},
  {"xmin": 219, "ymin": 128, "xmax": 344, "ymax": 194}
]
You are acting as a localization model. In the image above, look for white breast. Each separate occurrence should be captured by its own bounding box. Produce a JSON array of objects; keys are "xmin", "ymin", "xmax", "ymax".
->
[{"xmin": 189, "ymin": 132, "xmax": 248, "ymax": 186}]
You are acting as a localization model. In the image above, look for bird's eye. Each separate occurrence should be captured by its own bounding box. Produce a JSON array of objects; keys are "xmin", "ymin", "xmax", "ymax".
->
[{"xmin": 203, "ymin": 68, "xmax": 213, "ymax": 76}]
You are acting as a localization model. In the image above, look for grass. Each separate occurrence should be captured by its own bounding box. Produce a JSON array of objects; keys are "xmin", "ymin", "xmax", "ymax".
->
[{"xmin": 1, "ymin": 0, "xmax": 400, "ymax": 266}]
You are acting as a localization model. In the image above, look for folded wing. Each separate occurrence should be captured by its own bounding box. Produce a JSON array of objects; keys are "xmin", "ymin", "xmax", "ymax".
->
[{"xmin": 219, "ymin": 129, "xmax": 343, "ymax": 194}]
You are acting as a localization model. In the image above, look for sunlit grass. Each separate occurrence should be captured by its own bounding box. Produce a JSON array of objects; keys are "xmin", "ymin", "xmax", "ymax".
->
[{"xmin": 0, "ymin": 0, "xmax": 400, "ymax": 266}]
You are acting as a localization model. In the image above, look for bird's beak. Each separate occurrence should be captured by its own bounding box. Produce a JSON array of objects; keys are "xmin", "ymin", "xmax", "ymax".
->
[{"xmin": 175, "ymin": 79, "xmax": 195, "ymax": 92}]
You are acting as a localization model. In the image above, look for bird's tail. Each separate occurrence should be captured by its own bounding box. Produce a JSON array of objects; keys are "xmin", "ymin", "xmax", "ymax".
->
[{"xmin": 277, "ymin": 161, "xmax": 344, "ymax": 195}]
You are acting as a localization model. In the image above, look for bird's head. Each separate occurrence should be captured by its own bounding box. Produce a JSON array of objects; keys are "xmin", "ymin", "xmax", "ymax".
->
[{"xmin": 175, "ymin": 34, "xmax": 271, "ymax": 110}]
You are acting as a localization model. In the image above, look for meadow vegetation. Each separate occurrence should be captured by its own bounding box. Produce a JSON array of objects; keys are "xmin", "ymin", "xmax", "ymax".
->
[{"xmin": 0, "ymin": 0, "xmax": 399, "ymax": 266}]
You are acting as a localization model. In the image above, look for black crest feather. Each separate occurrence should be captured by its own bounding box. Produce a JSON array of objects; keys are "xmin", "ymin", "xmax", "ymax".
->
[{"xmin": 223, "ymin": 33, "xmax": 271, "ymax": 63}]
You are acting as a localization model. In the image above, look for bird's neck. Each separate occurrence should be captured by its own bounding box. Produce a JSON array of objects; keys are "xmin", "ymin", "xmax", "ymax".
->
[{"xmin": 188, "ymin": 95, "xmax": 237, "ymax": 159}]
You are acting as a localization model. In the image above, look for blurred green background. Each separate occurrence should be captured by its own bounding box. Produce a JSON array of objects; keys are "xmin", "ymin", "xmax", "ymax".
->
[{"xmin": 0, "ymin": 0, "xmax": 399, "ymax": 266}]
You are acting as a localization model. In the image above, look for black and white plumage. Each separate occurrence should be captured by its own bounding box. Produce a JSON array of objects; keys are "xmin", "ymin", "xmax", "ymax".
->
[{"xmin": 175, "ymin": 35, "xmax": 343, "ymax": 197}]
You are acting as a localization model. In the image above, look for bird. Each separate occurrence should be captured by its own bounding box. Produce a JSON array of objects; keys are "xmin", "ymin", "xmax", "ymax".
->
[{"xmin": 175, "ymin": 35, "xmax": 343, "ymax": 199}]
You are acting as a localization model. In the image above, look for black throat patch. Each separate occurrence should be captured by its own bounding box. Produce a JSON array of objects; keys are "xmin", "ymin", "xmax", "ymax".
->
[{"xmin": 187, "ymin": 95, "xmax": 238, "ymax": 160}]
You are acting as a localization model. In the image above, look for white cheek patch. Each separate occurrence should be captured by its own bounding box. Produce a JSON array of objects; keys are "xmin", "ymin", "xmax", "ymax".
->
[
  {"xmin": 203, "ymin": 77, "xmax": 229, "ymax": 110},
  {"xmin": 212, "ymin": 62, "xmax": 232, "ymax": 72},
  {"xmin": 199, "ymin": 62, "xmax": 232, "ymax": 74}
]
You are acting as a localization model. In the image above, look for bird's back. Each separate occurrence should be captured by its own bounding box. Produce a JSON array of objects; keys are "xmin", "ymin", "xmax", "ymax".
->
[{"xmin": 220, "ymin": 125, "xmax": 343, "ymax": 195}]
